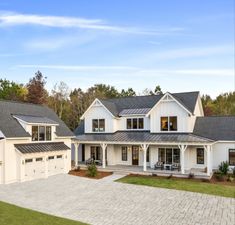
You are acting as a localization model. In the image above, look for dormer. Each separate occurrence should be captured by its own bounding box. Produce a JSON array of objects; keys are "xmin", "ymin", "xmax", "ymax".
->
[{"xmin": 13, "ymin": 115, "xmax": 59, "ymax": 142}]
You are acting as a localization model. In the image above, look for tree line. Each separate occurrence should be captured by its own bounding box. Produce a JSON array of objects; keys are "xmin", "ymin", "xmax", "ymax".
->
[{"xmin": 1, "ymin": 71, "xmax": 234, "ymax": 131}]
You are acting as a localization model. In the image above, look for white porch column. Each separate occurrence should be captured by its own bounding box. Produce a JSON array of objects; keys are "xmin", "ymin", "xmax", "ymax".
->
[
  {"xmin": 74, "ymin": 143, "xmax": 79, "ymax": 167},
  {"xmin": 205, "ymin": 145, "xmax": 212, "ymax": 176},
  {"xmin": 141, "ymin": 144, "xmax": 149, "ymax": 172},
  {"xmin": 178, "ymin": 144, "xmax": 187, "ymax": 174},
  {"xmin": 101, "ymin": 143, "xmax": 107, "ymax": 168}
]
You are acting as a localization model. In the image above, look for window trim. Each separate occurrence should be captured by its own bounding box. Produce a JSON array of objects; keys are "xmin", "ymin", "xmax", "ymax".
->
[
  {"xmin": 229, "ymin": 149, "xmax": 235, "ymax": 166},
  {"xmin": 121, "ymin": 146, "xmax": 128, "ymax": 161},
  {"xmin": 92, "ymin": 119, "xmax": 105, "ymax": 132},
  {"xmin": 196, "ymin": 148, "xmax": 204, "ymax": 165},
  {"xmin": 160, "ymin": 116, "xmax": 178, "ymax": 131},
  {"xmin": 32, "ymin": 125, "xmax": 52, "ymax": 142},
  {"xmin": 126, "ymin": 118, "xmax": 144, "ymax": 130}
]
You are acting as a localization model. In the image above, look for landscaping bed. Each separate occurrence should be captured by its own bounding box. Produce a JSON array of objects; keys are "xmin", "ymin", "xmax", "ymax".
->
[
  {"xmin": 69, "ymin": 169, "xmax": 113, "ymax": 179},
  {"xmin": 117, "ymin": 174, "xmax": 235, "ymax": 198}
]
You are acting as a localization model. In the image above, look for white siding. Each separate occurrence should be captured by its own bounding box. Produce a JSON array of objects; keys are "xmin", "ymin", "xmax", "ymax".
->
[
  {"xmin": 0, "ymin": 140, "xmax": 4, "ymax": 184},
  {"xmin": 84, "ymin": 105, "xmax": 116, "ymax": 133},
  {"xmin": 150, "ymin": 100, "xmax": 192, "ymax": 132}
]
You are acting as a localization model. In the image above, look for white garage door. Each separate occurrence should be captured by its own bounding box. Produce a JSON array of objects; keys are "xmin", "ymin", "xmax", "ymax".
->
[
  {"xmin": 48, "ymin": 155, "xmax": 64, "ymax": 176},
  {"xmin": 25, "ymin": 157, "xmax": 45, "ymax": 181}
]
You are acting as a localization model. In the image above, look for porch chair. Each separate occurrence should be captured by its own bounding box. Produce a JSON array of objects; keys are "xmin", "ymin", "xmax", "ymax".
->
[
  {"xmin": 171, "ymin": 163, "xmax": 181, "ymax": 171},
  {"xmin": 154, "ymin": 161, "xmax": 164, "ymax": 170},
  {"xmin": 85, "ymin": 158, "xmax": 94, "ymax": 165}
]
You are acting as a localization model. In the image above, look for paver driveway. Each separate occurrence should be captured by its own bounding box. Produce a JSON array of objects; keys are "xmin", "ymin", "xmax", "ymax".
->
[{"xmin": 0, "ymin": 174, "xmax": 234, "ymax": 225}]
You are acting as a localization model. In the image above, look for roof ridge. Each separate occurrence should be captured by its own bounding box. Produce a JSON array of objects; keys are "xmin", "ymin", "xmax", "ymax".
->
[{"xmin": 0, "ymin": 99, "xmax": 46, "ymax": 107}]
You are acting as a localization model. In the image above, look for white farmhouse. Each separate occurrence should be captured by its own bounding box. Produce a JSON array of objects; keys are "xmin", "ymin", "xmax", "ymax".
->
[
  {"xmin": 0, "ymin": 100, "xmax": 73, "ymax": 184},
  {"xmin": 73, "ymin": 91, "xmax": 235, "ymax": 177}
]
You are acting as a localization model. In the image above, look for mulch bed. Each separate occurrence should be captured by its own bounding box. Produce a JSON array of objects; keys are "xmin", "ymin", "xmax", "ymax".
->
[
  {"xmin": 128, "ymin": 173, "xmax": 235, "ymax": 186},
  {"xmin": 69, "ymin": 169, "xmax": 113, "ymax": 179}
]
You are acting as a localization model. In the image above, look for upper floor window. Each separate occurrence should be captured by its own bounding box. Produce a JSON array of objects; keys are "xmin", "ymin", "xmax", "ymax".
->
[
  {"xmin": 160, "ymin": 116, "xmax": 177, "ymax": 131},
  {"xmin": 126, "ymin": 118, "xmax": 144, "ymax": 130},
  {"xmin": 92, "ymin": 119, "xmax": 105, "ymax": 132},
  {"xmin": 32, "ymin": 126, "xmax": 52, "ymax": 141}
]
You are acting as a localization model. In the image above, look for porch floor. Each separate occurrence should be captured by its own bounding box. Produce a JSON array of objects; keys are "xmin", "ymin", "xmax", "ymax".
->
[{"xmin": 77, "ymin": 163, "xmax": 210, "ymax": 179}]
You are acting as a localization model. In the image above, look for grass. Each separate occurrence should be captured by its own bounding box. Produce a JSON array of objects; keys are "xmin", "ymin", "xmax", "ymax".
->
[
  {"xmin": 117, "ymin": 175, "xmax": 235, "ymax": 198},
  {"xmin": 0, "ymin": 201, "xmax": 88, "ymax": 225}
]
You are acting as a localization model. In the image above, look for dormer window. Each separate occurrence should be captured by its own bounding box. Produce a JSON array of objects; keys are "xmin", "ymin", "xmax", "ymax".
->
[
  {"xmin": 32, "ymin": 126, "xmax": 52, "ymax": 141},
  {"xmin": 126, "ymin": 118, "xmax": 144, "ymax": 130},
  {"xmin": 92, "ymin": 119, "xmax": 105, "ymax": 132},
  {"xmin": 161, "ymin": 116, "xmax": 177, "ymax": 131}
]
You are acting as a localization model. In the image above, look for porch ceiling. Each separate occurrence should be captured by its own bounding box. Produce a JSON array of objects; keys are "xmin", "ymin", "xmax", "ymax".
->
[{"xmin": 74, "ymin": 131, "xmax": 213, "ymax": 145}]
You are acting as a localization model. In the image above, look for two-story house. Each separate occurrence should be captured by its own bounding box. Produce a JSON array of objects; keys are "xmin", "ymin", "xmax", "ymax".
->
[
  {"xmin": 0, "ymin": 100, "xmax": 74, "ymax": 184},
  {"xmin": 73, "ymin": 91, "xmax": 235, "ymax": 177}
]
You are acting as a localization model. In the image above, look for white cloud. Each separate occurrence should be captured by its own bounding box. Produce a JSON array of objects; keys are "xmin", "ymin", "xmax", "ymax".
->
[{"xmin": 0, "ymin": 11, "xmax": 184, "ymax": 35}]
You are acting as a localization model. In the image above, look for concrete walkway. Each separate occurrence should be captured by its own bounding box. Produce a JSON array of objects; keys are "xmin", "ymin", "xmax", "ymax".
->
[{"xmin": 0, "ymin": 174, "xmax": 234, "ymax": 225}]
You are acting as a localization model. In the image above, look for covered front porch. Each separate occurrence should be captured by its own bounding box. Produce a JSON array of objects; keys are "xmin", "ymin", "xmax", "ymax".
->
[{"xmin": 73, "ymin": 140, "xmax": 214, "ymax": 178}]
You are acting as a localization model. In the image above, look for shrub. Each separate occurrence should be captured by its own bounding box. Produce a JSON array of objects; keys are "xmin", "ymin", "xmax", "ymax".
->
[
  {"xmin": 87, "ymin": 163, "xmax": 97, "ymax": 177},
  {"xmin": 218, "ymin": 161, "xmax": 229, "ymax": 175},
  {"xmin": 214, "ymin": 172, "xmax": 225, "ymax": 181},
  {"xmin": 227, "ymin": 175, "xmax": 234, "ymax": 182},
  {"xmin": 188, "ymin": 172, "xmax": 194, "ymax": 179},
  {"xmin": 167, "ymin": 174, "xmax": 173, "ymax": 179},
  {"xmin": 74, "ymin": 166, "xmax": 80, "ymax": 172}
]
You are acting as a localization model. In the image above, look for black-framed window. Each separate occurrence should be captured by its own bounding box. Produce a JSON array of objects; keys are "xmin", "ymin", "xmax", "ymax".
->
[
  {"xmin": 126, "ymin": 118, "xmax": 144, "ymax": 129},
  {"xmin": 92, "ymin": 119, "xmax": 105, "ymax": 132},
  {"xmin": 121, "ymin": 146, "xmax": 128, "ymax": 161},
  {"xmin": 229, "ymin": 149, "xmax": 235, "ymax": 166},
  {"xmin": 161, "ymin": 116, "xmax": 177, "ymax": 131},
  {"xmin": 197, "ymin": 148, "xmax": 204, "ymax": 164},
  {"xmin": 32, "ymin": 126, "xmax": 52, "ymax": 141},
  {"xmin": 36, "ymin": 157, "xmax": 43, "ymax": 162},
  {"xmin": 158, "ymin": 148, "xmax": 180, "ymax": 164},
  {"xmin": 146, "ymin": 148, "xmax": 150, "ymax": 162},
  {"xmin": 90, "ymin": 146, "xmax": 101, "ymax": 160}
]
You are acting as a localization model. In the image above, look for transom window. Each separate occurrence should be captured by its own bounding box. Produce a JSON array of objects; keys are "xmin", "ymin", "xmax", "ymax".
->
[
  {"xmin": 92, "ymin": 119, "xmax": 105, "ymax": 132},
  {"xmin": 126, "ymin": 118, "xmax": 144, "ymax": 130},
  {"xmin": 121, "ymin": 146, "xmax": 128, "ymax": 161},
  {"xmin": 32, "ymin": 126, "xmax": 52, "ymax": 141},
  {"xmin": 158, "ymin": 148, "xmax": 180, "ymax": 164},
  {"xmin": 229, "ymin": 149, "xmax": 235, "ymax": 166},
  {"xmin": 161, "ymin": 116, "xmax": 177, "ymax": 131},
  {"xmin": 36, "ymin": 157, "xmax": 43, "ymax": 162},
  {"xmin": 197, "ymin": 148, "xmax": 204, "ymax": 164},
  {"xmin": 25, "ymin": 159, "xmax": 33, "ymax": 163}
]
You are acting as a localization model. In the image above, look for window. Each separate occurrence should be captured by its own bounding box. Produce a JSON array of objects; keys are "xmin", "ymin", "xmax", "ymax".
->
[
  {"xmin": 197, "ymin": 148, "xmax": 204, "ymax": 164},
  {"xmin": 32, "ymin": 126, "xmax": 38, "ymax": 141},
  {"xmin": 121, "ymin": 147, "xmax": 128, "ymax": 161},
  {"xmin": 36, "ymin": 157, "xmax": 43, "ymax": 162},
  {"xmin": 92, "ymin": 119, "xmax": 105, "ymax": 132},
  {"xmin": 126, "ymin": 118, "xmax": 144, "ymax": 129},
  {"xmin": 57, "ymin": 155, "xmax": 63, "ymax": 159},
  {"xmin": 158, "ymin": 148, "xmax": 180, "ymax": 164},
  {"xmin": 158, "ymin": 148, "xmax": 165, "ymax": 163},
  {"xmin": 48, "ymin": 156, "xmax": 54, "ymax": 160},
  {"xmin": 32, "ymin": 126, "xmax": 52, "ymax": 141},
  {"xmin": 161, "ymin": 116, "xmax": 177, "ymax": 131},
  {"xmin": 146, "ymin": 148, "xmax": 150, "ymax": 162},
  {"xmin": 25, "ymin": 159, "xmax": 33, "ymax": 163},
  {"xmin": 166, "ymin": 148, "xmax": 173, "ymax": 164},
  {"xmin": 173, "ymin": 149, "xmax": 180, "ymax": 163},
  {"xmin": 229, "ymin": 149, "xmax": 235, "ymax": 166},
  {"xmin": 90, "ymin": 146, "xmax": 101, "ymax": 160}
]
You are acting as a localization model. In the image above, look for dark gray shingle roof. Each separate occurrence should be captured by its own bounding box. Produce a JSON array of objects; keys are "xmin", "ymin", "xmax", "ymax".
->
[
  {"xmin": 193, "ymin": 116, "xmax": 235, "ymax": 141},
  {"xmin": 15, "ymin": 142, "xmax": 70, "ymax": 154},
  {"xmin": 74, "ymin": 131, "xmax": 212, "ymax": 143},
  {"xmin": 0, "ymin": 100, "xmax": 74, "ymax": 138},
  {"xmin": 100, "ymin": 91, "xmax": 199, "ymax": 117},
  {"xmin": 14, "ymin": 115, "xmax": 58, "ymax": 125}
]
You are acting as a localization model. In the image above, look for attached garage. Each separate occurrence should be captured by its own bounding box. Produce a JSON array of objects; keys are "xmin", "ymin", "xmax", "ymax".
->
[{"xmin": 15, "ymin": 142, "xmax": 70, "ymax": 182}]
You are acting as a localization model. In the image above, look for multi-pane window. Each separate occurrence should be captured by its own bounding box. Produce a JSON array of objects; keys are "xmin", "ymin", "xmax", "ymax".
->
[
  {"xmin": 92, "ymin": 119, "xmax": 105, "ymax": 132},
  {"xmin": 229, "ymin": 149, "xmax": 235, "ymax": 166},
  {"xmin": 126, "ymin": 118, "xmax": 144, "ymax": 129},
  {"xmin": 90, "ymin": 146, "xmax": 101, "ymax": 160},
  {"xmin": 161, "ymin": 116, "xmax": 177, "ymax": 131},
  {"xmin": 197, "ymin": 148, "xmax": 204, "ymax": 164},
  {"xmin": 32, "ymin": 126, "xmax": 52, "ymax": 141},
  {"xmin": 158, "ymin": 148, "xmax": 180, "ymax": 164},
  {"xmin": 121, "ymin": 146, "xmax": 128, "ymax": 161}
]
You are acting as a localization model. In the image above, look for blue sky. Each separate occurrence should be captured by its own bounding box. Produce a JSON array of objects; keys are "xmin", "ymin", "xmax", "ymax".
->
[{"xmin": 0, "ymin": 0, "xmax": 234, "ymax": 97}]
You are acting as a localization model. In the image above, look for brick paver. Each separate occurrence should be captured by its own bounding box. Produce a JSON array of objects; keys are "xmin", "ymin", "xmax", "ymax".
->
[{"xmin": 0, "ymin": 174, "xmax": 234, "ymax": 225}]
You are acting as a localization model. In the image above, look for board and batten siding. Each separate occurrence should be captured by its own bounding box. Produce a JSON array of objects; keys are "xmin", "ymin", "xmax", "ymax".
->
[
  {"xmin": 149, "ymin": 100, "xmax": 195, "ymax": 133},
  {"xmin": 84, "ymin": 105, "xmax": 116, "ymax": 133}
]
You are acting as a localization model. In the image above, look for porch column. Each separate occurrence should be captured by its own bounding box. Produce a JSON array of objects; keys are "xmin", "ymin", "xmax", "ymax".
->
[
  {"xmin": 204, "ymin": 145, "xmax": 212, "ymax": 176},
  {"xmin": 141, "ymin": 144, "xmax": 149, "ymax": 172},
  {"xmin": 101, "ymin": 143, "xmax": 107, "ymax": 168},
  {"xmin": 178, "ymin": 144, "xmax": 187, "ymax": 174},
  {"xmin": 74, "ymin": 143, "xmax": 79, "ymax": 167}
]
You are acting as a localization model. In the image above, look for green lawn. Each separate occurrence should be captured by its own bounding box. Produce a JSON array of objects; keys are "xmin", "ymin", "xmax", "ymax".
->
[
  {"xmin": 0, "ymin": 201, "xmax": 88, "ymax": 225},
  {"xmin": 117, "ymin": 175, "xmax": 235, "ymax": 198}
]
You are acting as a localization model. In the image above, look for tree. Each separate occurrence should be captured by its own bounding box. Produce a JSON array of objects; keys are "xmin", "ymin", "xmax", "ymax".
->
[
  {"xmin": 26, "ymin": 71, "xmax": 47, "ymax": 104},
  {"xmin": 120, "ymin": 88, "xmax": 136, "ymax": 97},
  {"xmin": 0, "ymin": 79, "xmax": 27, "ymax": 101},
  {"xmin": 154, "ymin": 85, "xmax": 163, "ymax": 95}
]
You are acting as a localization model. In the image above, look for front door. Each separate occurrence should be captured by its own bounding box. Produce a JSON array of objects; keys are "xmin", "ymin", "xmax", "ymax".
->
[{"xmin": 132, "ymin": 146, "xmax": 139, "ymax": 165}]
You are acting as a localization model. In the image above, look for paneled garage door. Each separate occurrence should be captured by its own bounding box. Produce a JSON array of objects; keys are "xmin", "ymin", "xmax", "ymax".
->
[
  {"xmin": 48, "ymin": 155, "xmax": 64, "ymax": 176},
  {"xmin": 25, "ymin": 157, "xmax": 45, "ymax": 181}
]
